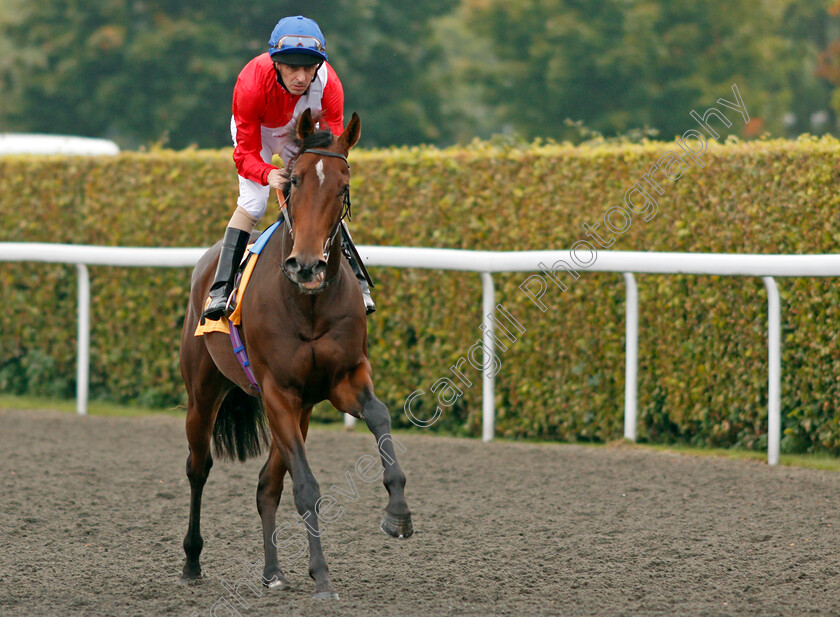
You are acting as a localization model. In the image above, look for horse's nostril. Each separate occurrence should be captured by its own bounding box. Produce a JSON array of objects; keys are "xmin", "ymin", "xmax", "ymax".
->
[
  {"xmin": 285, "ymin": 256, "xmax": 325, "ymax": 283},
  {"xmin": 284, "ymin": 257, "xmax": 300, "ymax": 273}
]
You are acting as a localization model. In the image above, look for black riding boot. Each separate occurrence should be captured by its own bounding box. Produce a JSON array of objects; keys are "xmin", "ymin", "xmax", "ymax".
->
[
  {"xmin": 340, "ymin": 223, "xmax": 375, "ymax": 315},
  {"xmin": 202, "ymin": 227, "xmax": 251, "ymax": 321}
]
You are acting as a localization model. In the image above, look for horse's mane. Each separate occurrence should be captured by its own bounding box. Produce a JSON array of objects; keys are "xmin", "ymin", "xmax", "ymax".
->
[{"xmin": 279, "ymin": 130, "xmax": 335, "ymax": 207}]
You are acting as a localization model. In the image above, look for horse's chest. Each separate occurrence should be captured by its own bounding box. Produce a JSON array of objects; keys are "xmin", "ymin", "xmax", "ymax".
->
[
  {"xmin": 276, "ymin": 336, "xmax": 351, "ymax": 375},
  {"xmin": 283, "ymin": 338, "xmax": 352, "ymax": 405},
  {"xmin": 309, "ymin": 336, "xmax": 354, "ymax": 372}
]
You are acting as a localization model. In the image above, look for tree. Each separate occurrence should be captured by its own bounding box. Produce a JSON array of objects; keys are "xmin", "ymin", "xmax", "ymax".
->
[
  {"xmin": 0, "ymin": 0, "xmax": 246, "ymax": 147},
  {"xmin": 1, "ymin": 0, "xmax": 838, "ymax": 147},
  {"xmin": 0, "ymin": 0, "xmax": 458, "ymax": 148},
  {"xmin": 453, "ymin": 0, "xmax": 837, "ymax": 141}
]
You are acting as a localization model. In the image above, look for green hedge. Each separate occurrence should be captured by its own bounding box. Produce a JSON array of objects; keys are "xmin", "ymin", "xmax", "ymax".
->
[{"xmin": 1, "ymin": 137, "xmax": 839, "ymax": 453}]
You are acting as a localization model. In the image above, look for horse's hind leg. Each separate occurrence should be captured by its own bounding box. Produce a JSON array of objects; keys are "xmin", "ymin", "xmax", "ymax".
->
[
  {"xmin": 180, "ymin": 393, "xmax": 218, "ymax": 582},
  {"xmin": 255, "ymin": 446, "xmax": 291, "ymax": 589}
]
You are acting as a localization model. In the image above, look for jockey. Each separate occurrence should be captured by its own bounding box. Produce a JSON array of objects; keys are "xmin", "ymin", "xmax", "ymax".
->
[{"xmin": 203, "ymin": 15, "xmax": 375, "ymax": 321}]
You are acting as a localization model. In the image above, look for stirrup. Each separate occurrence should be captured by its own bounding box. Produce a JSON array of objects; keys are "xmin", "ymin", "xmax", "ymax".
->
[{"xmin": 202, "ymin": 289, "xmax": 231, "ymax": 322}]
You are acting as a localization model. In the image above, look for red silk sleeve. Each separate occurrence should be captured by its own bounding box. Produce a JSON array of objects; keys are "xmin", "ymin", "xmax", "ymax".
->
[{"xmin": 232, "ymin": 83, "xmax": 276, "ymax": 185}]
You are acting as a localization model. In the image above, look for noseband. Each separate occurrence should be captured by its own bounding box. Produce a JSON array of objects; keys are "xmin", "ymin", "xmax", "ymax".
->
[{"xmin": 280, "ymin": 148, "xmax": 352, "ymax": 291}]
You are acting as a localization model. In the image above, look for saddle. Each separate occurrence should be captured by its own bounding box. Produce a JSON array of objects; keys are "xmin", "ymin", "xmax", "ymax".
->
[{"xmin": 193, "ymin": 220, "xmax": 283, "ymax": 337}]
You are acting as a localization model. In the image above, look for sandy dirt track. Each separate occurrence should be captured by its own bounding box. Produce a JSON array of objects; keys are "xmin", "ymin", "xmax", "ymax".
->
[{"xmin": 1, "ymin": 407, "xmax": 839, "ymax": 617}]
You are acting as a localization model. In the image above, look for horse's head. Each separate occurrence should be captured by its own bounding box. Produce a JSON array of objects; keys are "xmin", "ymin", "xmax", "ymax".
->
[{"xmin": 283, "ymin": 109, "xmax": 361, "ymax": 293}]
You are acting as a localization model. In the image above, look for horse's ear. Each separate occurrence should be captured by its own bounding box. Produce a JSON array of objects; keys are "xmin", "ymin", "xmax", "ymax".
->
[
  {"xmin": 296, "ymin": 108, "xmax": 316, "ymax": 141},
  {"xmin": 338, "ymin": 112, "xmax": 361, "ymax": 151}
]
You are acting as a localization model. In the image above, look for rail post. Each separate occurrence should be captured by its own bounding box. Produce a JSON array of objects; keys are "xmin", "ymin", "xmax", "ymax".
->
[
  {"xmin": 76, "ymin": 264, "xmax": 90, "ymax": 416},
  {"xmin": 481, "ymin": 272, "xmax": 495, "ymax": 442},
  {"xmin": 763, "ymin": 276, "xmax": 781, "ymax": 465},
  {"xmin": 623, "ymin": 273, "xmax": 638, "ymax": 441}
]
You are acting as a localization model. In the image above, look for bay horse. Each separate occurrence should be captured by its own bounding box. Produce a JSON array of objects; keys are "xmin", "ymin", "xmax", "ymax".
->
[{"xmin": 178, "ymin": 109, "xmax": 413, "ymax": 600}]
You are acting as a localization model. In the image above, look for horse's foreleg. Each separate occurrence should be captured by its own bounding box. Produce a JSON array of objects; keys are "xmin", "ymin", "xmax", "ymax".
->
[
  {"xmin": 256, "ymin": 446, "xmax": 291, "ymax": 589},
  {"xmin": 359, "ymin": 389, "xmax": 414, "ymax": 539},
  {"xmin": 181, "ymin": 403, "xmax": 215, "ymax": 581},
  {"xmin": 263, "ymin": 384, "xmax": 337, "ymax": 600},
  {"xmin": 330, "ymin": 366, "xmax": 413, "ymax": 539}
]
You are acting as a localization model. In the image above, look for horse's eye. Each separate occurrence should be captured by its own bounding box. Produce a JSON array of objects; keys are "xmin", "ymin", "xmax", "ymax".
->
[{"xmin": 290, "ymin": 176, "xmax": 299, "ymax": 187}]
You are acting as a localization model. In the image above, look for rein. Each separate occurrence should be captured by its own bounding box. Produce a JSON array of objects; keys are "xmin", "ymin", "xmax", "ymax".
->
[{"xmin": 279, "ymin": 148, "xmax": 352, "ymax": 291}]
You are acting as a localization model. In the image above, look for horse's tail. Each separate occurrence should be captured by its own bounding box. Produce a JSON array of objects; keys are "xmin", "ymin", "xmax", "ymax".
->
[{"xmin": 212, "ymin": 388, "xmax": 269, "ymax": 462}]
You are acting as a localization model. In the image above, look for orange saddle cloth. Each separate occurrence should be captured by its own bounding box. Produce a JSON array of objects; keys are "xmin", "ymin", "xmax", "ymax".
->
[{"xmin": 194, "ymin": 249, "xmax": 259, "ymax": 337}]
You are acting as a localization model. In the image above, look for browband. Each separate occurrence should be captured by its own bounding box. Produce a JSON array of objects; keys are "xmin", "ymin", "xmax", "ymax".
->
[{"xmin": 299, "ymin": 149, "xmax": 349, "ymax": 166}]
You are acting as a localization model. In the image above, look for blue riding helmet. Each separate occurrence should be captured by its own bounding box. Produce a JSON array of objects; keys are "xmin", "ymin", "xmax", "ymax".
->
[{"xmin": 268, "ymin": 15, "xmax": 328, "ymax": 66}]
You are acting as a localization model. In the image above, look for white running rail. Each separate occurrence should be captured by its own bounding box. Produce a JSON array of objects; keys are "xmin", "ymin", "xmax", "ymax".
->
[{"xmin": 2, "ymin": 242, "xmax": 839, "ymax": 465}]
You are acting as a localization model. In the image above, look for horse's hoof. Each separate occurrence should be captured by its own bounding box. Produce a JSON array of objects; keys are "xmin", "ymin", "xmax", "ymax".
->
[
  {"xmin": 178, "ymin": 573, "xmax": 203, "ymax": 586},
  {"xmin": 265, "ymin": 575, "xmax": 291, "ymax": 591},
  {"xmin": 313, "ymin": 589, "xmax": 340, "ymax": 600},
  {"xmin": 179, "ymin": 562, "xmax": 203, "ymax": 585},
  {"xmin": 380, "ymin": 511, "xmax": 414, "ymax": 539}
]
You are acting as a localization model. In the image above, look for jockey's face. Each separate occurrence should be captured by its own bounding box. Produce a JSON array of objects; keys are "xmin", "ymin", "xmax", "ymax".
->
[{"xmin": 275, "ymin": 62, "xmax": 319, "ymax": 96}]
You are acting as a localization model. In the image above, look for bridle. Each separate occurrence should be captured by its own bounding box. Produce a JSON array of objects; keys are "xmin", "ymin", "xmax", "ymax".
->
[{"xmin": 280, "ymin": 148, "xmax": 352, "ymax": 290}]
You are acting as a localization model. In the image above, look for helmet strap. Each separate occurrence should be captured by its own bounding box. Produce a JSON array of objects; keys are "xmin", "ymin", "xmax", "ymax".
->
[{"xmin": 273, "ymin": 63, "xmax": 291, "ymax": 94}]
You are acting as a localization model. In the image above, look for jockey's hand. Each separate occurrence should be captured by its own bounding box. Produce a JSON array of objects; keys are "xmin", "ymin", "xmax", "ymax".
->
[{"xmin": 267, "ymin": 167, "xmax": 290, "ymax": 190}]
